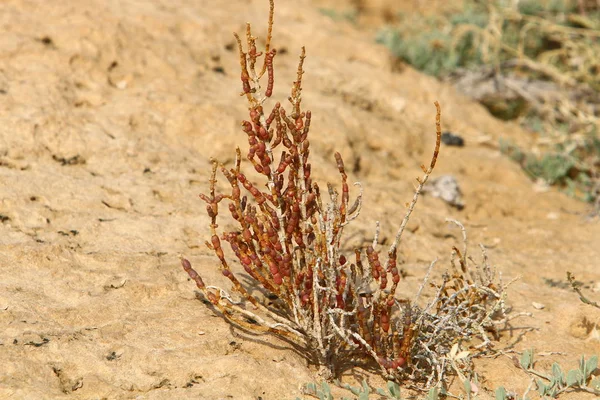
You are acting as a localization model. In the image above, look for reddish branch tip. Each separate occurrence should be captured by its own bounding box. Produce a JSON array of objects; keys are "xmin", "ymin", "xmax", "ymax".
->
[
  {"xmin": 265, "ymin": 49, "xmax": 276, "ymax": 97},
  {"xmin": 430, "ymin": 101, "xmax": 441, "ymax": 170},
  {"xmin": 181, "ymin": 257, "xmax": 206, "ymax": 289}
]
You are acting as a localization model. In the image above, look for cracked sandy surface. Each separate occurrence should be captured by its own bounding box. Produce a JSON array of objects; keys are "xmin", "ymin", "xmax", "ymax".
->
[{"xmin": 1, "ymin": 1, "xmax": 598, "ymax": 399}]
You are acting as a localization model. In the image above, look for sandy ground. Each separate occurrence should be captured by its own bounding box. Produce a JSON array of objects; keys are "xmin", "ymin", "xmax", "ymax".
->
[{"xmin": 0, "ymin": 1, "xmax": 599, "ymax": 399}]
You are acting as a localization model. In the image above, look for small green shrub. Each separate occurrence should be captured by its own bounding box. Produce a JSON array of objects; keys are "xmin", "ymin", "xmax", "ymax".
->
[
  {"xmin": 299, "ymin": 378, "xmax": 440, "ymax": 400},
  {"xmin": 516, "ymin": 350, "xmax": 600, "ymax": 398},
  {"xmin": 299, "ymin": 351, "xmax": 599, "ymax": 399},
  {"xmin": 500, "ymin": 131, "xmax": 599, "ymax": 203}
]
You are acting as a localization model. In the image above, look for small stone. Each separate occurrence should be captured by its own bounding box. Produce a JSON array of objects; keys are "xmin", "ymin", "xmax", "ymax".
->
[
  {"xmin": 533, "ymin": 179, "xmax": 550, "ymax": 193},
  {"xmin": 116, "ymin": 80, "xmax": 128, "ymax": 90},
  {"xmin": 532, "ymin": 302, "xmax": 545, "ymax": 310},
  {"xmin": 423, "ymin": 175, "xmax": 465, "ymax": 209},
  {"xmin": 388, "ymin": 96, "xmax": 406, "ymax": 113},
  {"xmin": 546, "ymin": 212, "xmax": 559, "ymax": 220},
  {"xmin": 441, "ymin": 131, "xmax": 465, "ymax": 147}
]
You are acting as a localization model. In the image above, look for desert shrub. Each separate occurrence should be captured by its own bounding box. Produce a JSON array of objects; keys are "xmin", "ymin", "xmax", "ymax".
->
[{"xmin": 180, "ymin": 0, "xmax": 507, "ymax": 388}]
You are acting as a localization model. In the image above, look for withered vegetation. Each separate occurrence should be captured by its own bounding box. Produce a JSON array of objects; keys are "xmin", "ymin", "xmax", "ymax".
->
[{"xmin": 181, "ymin": 0, "xmax": 508, "ymax": 386}]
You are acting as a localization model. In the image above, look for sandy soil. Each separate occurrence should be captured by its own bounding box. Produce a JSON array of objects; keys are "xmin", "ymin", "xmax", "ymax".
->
[{"xmin": 0, "ymin": 1, "xmax": 598, "ymax": 399}]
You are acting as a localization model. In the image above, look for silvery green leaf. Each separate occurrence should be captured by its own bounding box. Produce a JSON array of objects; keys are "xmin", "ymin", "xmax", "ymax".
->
[
  {"xmin": 551, "ymin": 363, "xmax": 564, "ymax": 386},
  {"xmin": 427, "ymin": 387, "xmax": 439, "ymax": 400},
  {"xmin": 320, "ymin": 382, "xmax": 332, "ymax": 400},
  {"xmin": 495, "ymin": 386, "xmax": 506, "ymax": 400},
  {"xmin": 347, "ymin": 385, "xmax": 361, "ymax": 396},
  {"xmin": 521, "ymin": 349, "xmax": 533, "ymax": 369},
  {"xmin": 566, "ymin": 369, "xmax": 581, "ymax": 387},
  {"xmin": 304, "ymin": 382, "xmax": 317, "ymax": 395},
  {"xmin": 463, "ymin": 379, "xmax": 471, "ymax": 394},
  {"xmin": 387, "ymin": 381, "xmax": 401, "ymax": 398},
  {"xmin": 585, "ymin": 355, "xmax": 598, "ymax": 379},
  {"xmin": 552, "ymin": 362, "xmax": 562, "ymax": 378},
  {"xmin": 361, "ymin": 379, "xmax": 370, "ymax": 393},
  {"xmin": 536, "ymin": 379, "xmax": 548, "ymax": 395}
]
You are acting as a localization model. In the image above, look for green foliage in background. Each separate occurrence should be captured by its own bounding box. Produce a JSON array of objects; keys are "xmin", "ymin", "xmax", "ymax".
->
[
  {"xmin": 500, "ymin": 127, "xmax": 600, "ymax": 202},
  {"xmin": 376, "ymin": 0, "xmax": 599, "ymax": 84},
  {"xmin": 376, "ymin": 0, "xmax": 600, "ymax": 207}
]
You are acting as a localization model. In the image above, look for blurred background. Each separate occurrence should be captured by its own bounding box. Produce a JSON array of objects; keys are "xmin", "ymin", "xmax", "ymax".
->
[{"xmin": 312, "ymin": 0, "xmax": 600, "ymax": 211}]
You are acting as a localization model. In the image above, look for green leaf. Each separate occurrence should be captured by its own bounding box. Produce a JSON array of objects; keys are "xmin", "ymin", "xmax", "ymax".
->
[
  {"xmin": 346, "ymin": 385, "xmax": 361, "ymax": 396},
  {"xmin": 385, "ymin": 381, "xmax": 401, "ymax": 398},
  {"xmin": 590, "ymin": 376, "xmax": 600, "ymax": 389},
  {"xmin": 551, "ymin": 362, "xmax": 562, "ymax": 377},
  {"xmin": 427, "ymin": 386, "xmax": 439, "ymax": 400},
  {"xmin": 585, "ymin": 355, "xmax": 598, "ymax": 379},
  {"xmin": 376, "ymin": 388, "xmax": 387, "ymax": 396},
  {"xmin": 304, "ymin": 382, "xmax": 317, "ymax": 395},
  {"xmin": 566, "ymin": 369, "xmax": 582, "ymax": 387},
  {"xmin": 361, "ymin": 379, "xmax": 370, "ymax": 393},
  {"xmin": 495, "ymin": 386, "xmax": 507, "ymax": 400},
  {"xmin": 578, "ymin": 355, "xmax": 588, "ymax": 385},
  {"xmin": 551, "ymin": 362, "xmax": 564, "ymax": 386},
  {"xmin": 358, "ymin": 392, "xmax": 369, "ymax": 400},
  {"xmin": 463, "ymin": 379, "xmax": 472, "ymax": 394},
  {"xmin": 521, "ymin": 349, "xmax": 533, "ymax": 369},
  {"xmin": 536, "ymin": 379, "xmax": 548, "ymax": 396},
  {"xmin": 320, "ymin": 382, "xmax": 332, "ymax": 400}
]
